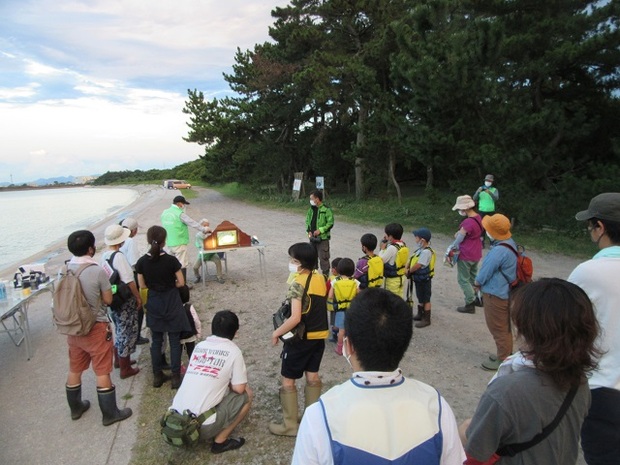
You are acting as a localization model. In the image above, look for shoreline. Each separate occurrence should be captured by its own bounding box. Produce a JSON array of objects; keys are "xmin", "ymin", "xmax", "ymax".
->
[{"xmin": 0, "ymin": 184, "xmax": 165, "ymax": 280}]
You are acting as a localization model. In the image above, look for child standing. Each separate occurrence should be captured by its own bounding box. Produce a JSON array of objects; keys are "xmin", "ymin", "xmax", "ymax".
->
[
  {"xmin": 379, "ymin": 223, "xmax": 409, "ymax": 298},
  {"xmin": 406, "ymin": 228, "xmax": 436, "ymax": 328},
  {"xmin": 354, "ymin": 233, "xmax": 385, "ymax": 289},
  {"xmin": 326, "ymin": 257, "xmax": 342, "ymax": 343},
  {"xmin": 328, "ymin": 258, "xmax": 359, "ymax": 355},
  {"xmin": 178, "ymin": 285, "xmax": 201, "ymax": 364}
]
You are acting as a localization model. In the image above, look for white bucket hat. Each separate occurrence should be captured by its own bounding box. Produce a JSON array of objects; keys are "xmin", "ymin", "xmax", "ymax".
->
[
  {"xmin": 452, "ymin": 195, "xmax": 475, "ymax": 211},
  {"xmin": 104, "ymin": 224, "xmax": 131, "ymax": 246}
]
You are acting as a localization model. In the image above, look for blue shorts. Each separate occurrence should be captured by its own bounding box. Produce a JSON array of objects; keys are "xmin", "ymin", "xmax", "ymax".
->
[
  {"xmin": 334, "ymin": 311, "xmax": 345, "ymax": 329},
  {"xmin": 415, "ymin": 280, "xmax": 432, "ymax": 304}
]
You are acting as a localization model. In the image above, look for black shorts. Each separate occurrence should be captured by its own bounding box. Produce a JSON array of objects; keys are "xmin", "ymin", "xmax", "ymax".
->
[
  {"xmin": 415, "ymin": 280, "xmax": 432, "ymax": 304},
  {"xmin": 281, "ymin": 339, "xmax": 325, "ymax": 379}
]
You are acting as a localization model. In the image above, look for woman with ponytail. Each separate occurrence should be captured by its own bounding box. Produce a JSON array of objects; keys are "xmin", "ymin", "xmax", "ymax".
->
[{"xmin": 136, "ymin": 225, "xmax": 191, "ymax": 389}]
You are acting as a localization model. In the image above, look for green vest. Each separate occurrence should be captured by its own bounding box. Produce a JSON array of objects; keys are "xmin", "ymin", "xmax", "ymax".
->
[
  {"xmin": 478, "ymin": 187, "xmax": 497, "ymax": 213},
  {"xmin": 161, "ymin": 205, "xmax": 189, "ymax": 247}
]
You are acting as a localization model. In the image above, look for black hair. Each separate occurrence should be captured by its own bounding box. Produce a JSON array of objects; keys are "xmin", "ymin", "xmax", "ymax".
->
[
  {"xmin": 336, "ymin": 258, "xmax": 355, "ymax": 277},
  {"xmin": 211, "ymin": 310, "xmax": 239, "ymax": 340},
  {"xmin": 384, "ymin": 223, "xmax": 404, "ymax": 240},
  {"xmin": 146, "ymin": 225, "xmax": 166, "ymax": 260},
  {"xmin": 288, "ymin": 242, "xmax": 318, "ymax": 271},
  {"xmin": 178, "ymin": 285, "xmax": 190, "ymax": 304},
  {"xmin": 331, "ymin": 257, "xmax": 342, "ymax": 269},
  {"xmin": 360, "ymin": 233, "xmax": 378, "ymax": 251},
  {"xmin": 589, "ymin": 218, "xmax": 620, "ymax": 244},
  {"xmin": 68, "ymin": 230, "xmax": 95, "ymax": 257},
  {"xmin": 511, "ymin": 278, "xmax": 600, "ymax": 389},
  {"xmin": 310, "ymin": 189, "xmax": 323, "ymax": 202},
  {"xmin": 345, "ymin": 288, "xmax": 413, "ymax": 371}
]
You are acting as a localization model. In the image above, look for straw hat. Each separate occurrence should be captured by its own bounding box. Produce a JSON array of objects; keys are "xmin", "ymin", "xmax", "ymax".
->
[
  {"xmin": 104, "ymin": 224, "xmax": 131, "ymax": 246},
  {"xmin": 482, "ymin": 214, "xmax": 512, "ymax": 240}
]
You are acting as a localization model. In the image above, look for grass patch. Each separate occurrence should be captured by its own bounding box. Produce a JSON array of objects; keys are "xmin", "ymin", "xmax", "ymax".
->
[{"xmin": 205, "ymin": 182, "xmax": 596, "ymax": 259}]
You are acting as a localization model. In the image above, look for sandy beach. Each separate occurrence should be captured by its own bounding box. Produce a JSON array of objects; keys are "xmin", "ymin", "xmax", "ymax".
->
[{"xmin": 0, "ymin": 185, "xmax": 587, "ymax": 464}]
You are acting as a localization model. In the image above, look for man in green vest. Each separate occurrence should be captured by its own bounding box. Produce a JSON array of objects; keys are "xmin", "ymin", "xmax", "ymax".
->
[
  {"xmin": 473, "ymin": 174, "xmax": 499, "ymax": 247},
  {"xmin": 305, "ymin": 190, "xmax": 334, "ymax": 277},
  {"xmin": 161, "ymin": 195, "xmax": 211, "ymax": 284}
]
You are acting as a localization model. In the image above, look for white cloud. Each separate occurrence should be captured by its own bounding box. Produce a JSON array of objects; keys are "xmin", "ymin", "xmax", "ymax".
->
[{"xmin": 0, "ymin": 0, "xmax": 282, "ymax": 183}]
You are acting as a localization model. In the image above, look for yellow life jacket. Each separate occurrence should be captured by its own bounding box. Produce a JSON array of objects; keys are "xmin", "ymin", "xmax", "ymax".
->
[
  {"xmin": 385, "ymin": 242, "xmax": 409, "ymax": 278},
  {"xmin": 367, "ymin": 255, "xmax": 384, "ymax": 288},
  {"xmin": 332, "ymin": 278, "xmax": 358, "ymax": 312},
  {"xmin": 408, "ymin": 247, "xmax": 436, "ymax": 282}
]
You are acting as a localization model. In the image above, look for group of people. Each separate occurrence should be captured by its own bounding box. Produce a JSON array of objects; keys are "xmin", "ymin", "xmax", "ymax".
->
[{"xmin": 58, "ymin": 185, "xmax": 619, "ymax": 465}]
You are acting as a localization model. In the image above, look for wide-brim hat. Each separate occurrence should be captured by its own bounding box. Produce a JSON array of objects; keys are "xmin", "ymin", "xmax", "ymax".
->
[
  {"xmin": 104, "ymin": 224, "xmax": 131, "ymax": 246},
  {"xmin": 575, "ymin": 193, "xmax": 620, "ymax": 222},
  {"xmin": 173, "ymin": 195, "xmax": 190, "ymax": 205},
  {"xmin": 452, "ymin": 195, "xmax": 475, "ymax": 211},
  {"xmin": 412, "ymin": 227, "xmax": 431, "ymax": 242},
  {"xmin": 485, "ymin": 174, "xmax": 495, "ymax": 182},
  {"xmin": 121, "ymin": 217, "xmax": 139, "ymax": 230},
  {"xmin": 482, "ymin": 214, "xmax": 512, "ymax": 240}
]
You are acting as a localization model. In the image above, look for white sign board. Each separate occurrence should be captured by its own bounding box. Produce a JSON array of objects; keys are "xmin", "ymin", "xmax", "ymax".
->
[
  {"xmin": 316, "ymin": 176, "xmax": 324, "ymax": 189},
  {"xmin": 293, "ymin": 179, "xmax": 302, "ymax": 192}
]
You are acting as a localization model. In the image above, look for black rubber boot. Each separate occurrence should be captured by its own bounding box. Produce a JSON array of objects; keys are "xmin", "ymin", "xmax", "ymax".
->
[
  {"xmin": 97, "ymin": 386, "xmax": 132, "ymax": 426},
  {"xmin": 153, "ymin": 371, "xmax": 171, "ymax": 388},
  {"xmin": 66, "ymin": 385, "xmax": 90, "ymax": 420},
  {"xmin": 171, "ymin": 373, "xmax": 182, "ymax": 390},
  {"xmin": 415, "ymin": 310, "xmax": 431, "ymax": 328},
  {"xmin": 457, "ymin": 302, "xmax": 476, "ymax": 314},
  {"xmin": 413, "ymin": 305, "xmax": 424, "ymax": 321}
]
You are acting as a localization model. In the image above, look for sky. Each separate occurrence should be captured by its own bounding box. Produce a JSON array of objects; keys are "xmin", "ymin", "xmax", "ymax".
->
[{"xmin": 0, "ymin": 0, "xmax": 281, "ymax": 184}]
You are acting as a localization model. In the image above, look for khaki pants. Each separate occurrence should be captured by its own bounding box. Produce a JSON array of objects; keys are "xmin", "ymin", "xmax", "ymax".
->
[{"xmin": 482, "ymin": 293, "xmax": 512, "ymax": 360}]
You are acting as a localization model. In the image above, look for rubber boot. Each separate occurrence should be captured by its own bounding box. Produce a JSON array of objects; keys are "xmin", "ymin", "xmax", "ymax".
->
[
  {"xmin": 415, "ymin": 310, "xmax": 431, "ymax": 328},
  {"xmin": 152, "ymin": 371, "xmax": 171, "ymax": 388},
  {"xmin": 413, "ymin": 305, "xmax": 424, "ymax": 321},
  {"xmin": 171, "ymin": 373, "xmax": 182, "ymax": 390},
  {"xmin": 269, "ymin": 388, "xmax": 299, "ymax": 437},
  {"xmin": 97, "ymin": 386, "xmax": 132, "ymax": 426},
  {"xmin": 457, "ymin": 302, "xmax": 475, "ymax": 314},
  {"xmin": 66, "ymin": 385, "xmax": 90, "ymax": 420},
  {"xmin": 304, "ymin": 382, "xmax": 322, "ymax": 409},
  {"xmin": 114, "ymin": 347, "xmax": 137, "ymax": 369},
  {"xmin": 119, "ymin": 355, "xmax": 140, "ymax": 379}
]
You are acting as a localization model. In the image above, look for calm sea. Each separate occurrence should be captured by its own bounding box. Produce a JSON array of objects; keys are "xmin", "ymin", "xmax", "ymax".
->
[{"xmin": 0, "ymin": 187, "xmax": 138, "ymax": 271}]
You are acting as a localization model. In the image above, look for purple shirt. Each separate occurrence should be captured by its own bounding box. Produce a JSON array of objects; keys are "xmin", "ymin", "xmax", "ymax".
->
[{"xmin": 458, "ymin": 215, "xmax": 483, "ymax": 262}]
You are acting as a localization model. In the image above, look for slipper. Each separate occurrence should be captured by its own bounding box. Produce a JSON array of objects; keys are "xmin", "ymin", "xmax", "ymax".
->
[{"xmin": 211, "ymin": 437, "xmax": 245, "ymax": 454}]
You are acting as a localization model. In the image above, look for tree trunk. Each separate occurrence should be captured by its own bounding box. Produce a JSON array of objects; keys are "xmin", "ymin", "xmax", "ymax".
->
[
  {"xmin": 355, "ymin": 105, "xmax": 367, "ymax": 200},
  {"xmin": 426, "ymin": 165, "xmax": 434, "ymax": 190},
  {"xmin": 388, "ymin": 152, "xmax": 402, "ymax": 205}
]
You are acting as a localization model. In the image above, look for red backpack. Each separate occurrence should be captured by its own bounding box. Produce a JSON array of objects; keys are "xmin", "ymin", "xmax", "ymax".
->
[{"xmin": 499, "ymin": 243, "xmax": 533, "ymax": 289}]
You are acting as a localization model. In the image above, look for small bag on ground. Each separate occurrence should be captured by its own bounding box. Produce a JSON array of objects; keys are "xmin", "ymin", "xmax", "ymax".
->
[{"xmin": 160, "ymin": 408, "xmax": 213, "ymax": 447}]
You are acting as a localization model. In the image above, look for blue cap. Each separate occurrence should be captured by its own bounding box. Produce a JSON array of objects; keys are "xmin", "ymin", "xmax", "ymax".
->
[{"xmin": 412, "ymin": 227, "xmax": 431, "ymax": 242}]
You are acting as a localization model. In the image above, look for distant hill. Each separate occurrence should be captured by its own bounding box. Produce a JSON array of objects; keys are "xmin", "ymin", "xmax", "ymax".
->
[{"xmin": 0, "ymin": 175, "xmax": 99, "ymax": 187}]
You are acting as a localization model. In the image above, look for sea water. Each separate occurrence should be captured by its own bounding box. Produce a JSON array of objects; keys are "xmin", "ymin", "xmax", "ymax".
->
[{"xmin": 0, "ymin": 187, "xmax": 138, "ymax": 271}]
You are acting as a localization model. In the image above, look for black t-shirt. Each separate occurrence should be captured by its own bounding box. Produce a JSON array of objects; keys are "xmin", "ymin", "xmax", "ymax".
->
[{"xmin": 136, "ymin": 253, "xmax": 181, "ymax": 292}]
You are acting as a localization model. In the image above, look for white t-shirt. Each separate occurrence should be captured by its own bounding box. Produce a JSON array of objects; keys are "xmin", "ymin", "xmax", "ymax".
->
[
  {"xmin": 100, "ymin": 250, "xmax": 134, "ymax": 284},
  {"xmin": 171, "ymin": 335, "xmax": 247, "ymax": 424}
]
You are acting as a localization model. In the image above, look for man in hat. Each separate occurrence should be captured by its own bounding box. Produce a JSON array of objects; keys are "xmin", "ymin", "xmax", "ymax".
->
[
  {"xmin": 447, "ymin": 195, "xmax": 484, "ymax": 314},
  {"xmin": 473, "ymin": 214, "xmax": 517, "ymax": 371},
  {"xmin": 568, "ymin": 193, "xmax": 620, "ymax": 465},
  {"xmin": 473, "ymin": 174, "xmax": 499, "ymax": 247},
  {"xmin": 161, "ymin": 195, "xmax": 211, "ymax": 285}
]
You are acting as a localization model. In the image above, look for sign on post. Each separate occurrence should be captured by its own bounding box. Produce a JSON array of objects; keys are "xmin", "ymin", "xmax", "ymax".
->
[{"xmin": 292, "ymin": 172, "xmax": 304, "ymax": 200}]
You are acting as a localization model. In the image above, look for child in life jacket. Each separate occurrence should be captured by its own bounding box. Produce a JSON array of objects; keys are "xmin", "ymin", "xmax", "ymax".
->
[
  {"xmin": 354, "ymin": 233, "xmax": 385, "ymax": 289},
  {"xmin": 406, "ymin": 228, "xmax": 436, "ymax": 328},
  {"xmin": 326, "ymin": 257, "xmax": 342, "ymax": 343},
  {"xmin": 328, "ymin": 258, "xmax": 359, "ymax": 355},
  {"xmin": 379, "ymin": 223, "xmax": 409, "ymax": 298}
]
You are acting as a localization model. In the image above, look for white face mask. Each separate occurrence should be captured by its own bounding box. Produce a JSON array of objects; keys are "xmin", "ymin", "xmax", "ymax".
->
[
  {"xmin": 288, "ymin": 262, "xmax": 299, "ymax": 273},
  {"xmin": 310, "ymin": 200, "xmax": 316, "ymax": 206},
  {"xmin": 484, "ymin": 181, "xmax": 492, "ymax": 187},
  {"xmin": 458, "ymin": 210, "xmax": 467, "ymax": 217},
  {"xmin": 342, "ymin": 337, "xmax": 353, "ymax": 369},
  {"xmin": 486, "ymin": 232, "xmax": 495, "ymax": 241}
]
